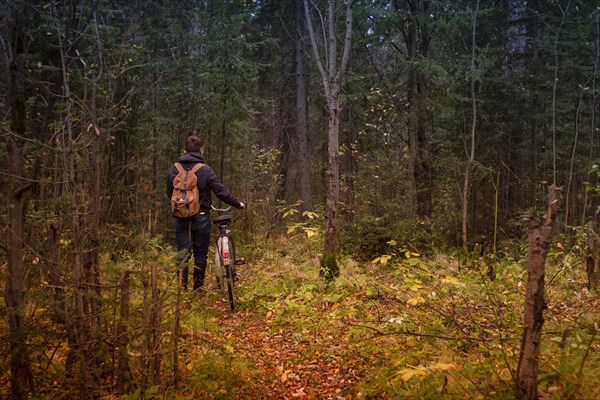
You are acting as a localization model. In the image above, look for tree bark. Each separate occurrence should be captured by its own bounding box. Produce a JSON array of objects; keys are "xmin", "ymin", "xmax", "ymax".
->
[
  {"xmin": 296, "ymin": 0, "xmax": 313, "ymax": 211},
  {"xmin": 325, "ymin": 98, "xmax": 341, "ymax": 256},
  {"xmin": 516, "ymin": 185, "xmax": 560, "ymax": 400}
]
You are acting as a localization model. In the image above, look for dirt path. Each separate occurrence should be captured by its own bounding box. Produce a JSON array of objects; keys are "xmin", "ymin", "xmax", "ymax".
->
[{"xmin": 214, "ymin": 307, "xmax": 373, "ymax": 399}]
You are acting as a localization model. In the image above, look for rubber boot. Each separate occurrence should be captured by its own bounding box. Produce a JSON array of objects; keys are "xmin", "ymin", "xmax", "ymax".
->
[{"xmin": 193, "ymin": 263, "xmax": 207, "ymax": 292}]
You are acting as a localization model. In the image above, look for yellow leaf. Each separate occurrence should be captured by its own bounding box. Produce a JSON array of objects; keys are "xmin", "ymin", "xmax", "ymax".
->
[
  {"xmin": 429, "ymin": 362, "xmax": 455, "ymax": 371},
  {"xmin": 556, "ymin": 242, "xmax": 564, "ymax": 249},
  {"xmin": 283, "ymin": 209, "xmax": 298, "ymax": 218},
  {"xmin": 441, "ymin": 277, "xmax": 460, "ymax": 285},
  {"xmin": 407, "ymin": 297, "xmax": 425, "ymax": 306},
  {"xmin": 409, "ymin": 284, "xmax": 423, "ymax": 291},
  {"xmin": 281, "ymin": 369, "xmax": 292, "ymax": 382},
  {"xmin": 303, "ymin": 211, "xmax": 319, "ymax": 220},
  {"xmin": 186, "ymin": 362, "xmax": 194, "ymax": 371},
  {"xmin": 398, "ymin": 368, "xmax": 427, "ymax": 382},
  {"xmin": 371, "ymin": 254, "xmax": 393, "ymax": 266}
]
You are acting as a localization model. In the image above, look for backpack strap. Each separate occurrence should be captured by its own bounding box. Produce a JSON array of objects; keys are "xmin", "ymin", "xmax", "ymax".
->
[
  {"xmin": 190, "ymin": 163, "xmax": 204, "ymax": 173},
  {"xmin": 174, "ymin": 162, "xmax": 203, "ymax": 173}
]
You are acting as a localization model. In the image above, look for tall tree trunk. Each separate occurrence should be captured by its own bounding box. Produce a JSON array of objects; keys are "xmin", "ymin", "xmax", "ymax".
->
[
  {"xmin": 582, "ymin": 9, "xmax": 599, "ymax": 224},
  {"xmin": 4, "ymin": 5, "xmax": 35, "ymax": 397},
  {"xmin": 403, "ymin": 0, "xmax": 432, "ymax": 219},
  {"xmin": 565, "ymin": 88, "xmax": 585, "ymax": 226},
  {"xmin": 276, "ymin": 98, "xmax": 292, "ymax": 203},
  {"xmin": 530, "ymin": 3, "xmax": 542, "ymax": 207},
  {"xmin": 304, "ymin": 0, "xmax": 352, "ymax": 276},
  {"xmin": 516, "ymin": 185, "xmax": 560, "ymax": 400},
  {"xmin": 52, "ymin": 2, "xmax": 90, "ymax": 390},
  {"xmin": 296, "ymin": 0, "xmax": 313, "ymax": 211},
  {"xmin": 88, "ymin": 8, "xmax": 104, "ymax": 333},
  {"xmin": 550, "ymin": 2, "xmax": 571, "ymax": 187},
  {"xmin": 503, "ymin": 0, "xmax": 527, "ymax": 212},
  {"xmin": 6, "ymin": 140, "xmax": 35, "ymax": 400},
  {"xmin": 462, "ymin": 0, "xmax": 479, "ymax": 249}
]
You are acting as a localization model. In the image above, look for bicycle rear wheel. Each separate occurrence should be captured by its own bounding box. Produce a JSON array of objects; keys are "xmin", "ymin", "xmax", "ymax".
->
[
  {"xmin": 216, "ymin": 235, "xmax": 235, "ymax": 310},
  {"xmin": 214, "ymin": 243, "xmax": 227, "ymax": 292}
]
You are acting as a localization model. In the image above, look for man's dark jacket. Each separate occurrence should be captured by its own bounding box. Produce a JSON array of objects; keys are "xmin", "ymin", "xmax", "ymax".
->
[{"xmin": 166, "ymin": 152, "xmax": 242, "ymax": 213}]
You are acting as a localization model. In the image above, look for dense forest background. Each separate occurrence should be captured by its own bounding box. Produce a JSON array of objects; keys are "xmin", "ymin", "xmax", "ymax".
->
[{"xmin": 1, "ymin": 0, "xmax": 599, "ymax": 399}]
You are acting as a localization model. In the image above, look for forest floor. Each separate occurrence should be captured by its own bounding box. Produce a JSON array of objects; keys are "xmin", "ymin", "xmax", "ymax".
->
[{"xmin": 173, "ymin": 238, "xmax": 600, "ymax": 400}]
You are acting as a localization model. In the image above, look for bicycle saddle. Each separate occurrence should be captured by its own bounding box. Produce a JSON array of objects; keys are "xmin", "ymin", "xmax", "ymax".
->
[{"xmin": 213, "ymin": 215, "xmax": 233, "ymax": 224}]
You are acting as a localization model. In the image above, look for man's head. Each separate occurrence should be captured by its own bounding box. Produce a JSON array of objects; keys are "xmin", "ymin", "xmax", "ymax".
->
[{"xmin": 185, "ymin": 133, "xmax": 204, "ymax": 153}]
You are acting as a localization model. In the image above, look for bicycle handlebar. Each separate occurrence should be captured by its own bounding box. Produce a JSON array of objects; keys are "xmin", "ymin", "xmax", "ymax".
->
[{"xmin": 211, "ymin": 205, "xmax": 232, "ymax": 212}]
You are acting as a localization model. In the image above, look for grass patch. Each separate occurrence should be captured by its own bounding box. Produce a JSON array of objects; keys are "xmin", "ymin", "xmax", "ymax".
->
[{"xmin": 174, "ymin": 235, "xmax": 600, "ymax": 399}]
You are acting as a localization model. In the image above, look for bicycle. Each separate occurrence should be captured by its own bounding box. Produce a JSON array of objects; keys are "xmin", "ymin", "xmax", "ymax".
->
[{"xmin": 211, "ymin": 205, "xmax": 243, "ymax": 310}]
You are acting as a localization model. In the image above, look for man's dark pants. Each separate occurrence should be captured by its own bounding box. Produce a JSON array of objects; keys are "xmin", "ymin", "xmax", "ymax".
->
[{"xmin": 174, "ymin": 213, "xmax": 211, "ymax": 290}]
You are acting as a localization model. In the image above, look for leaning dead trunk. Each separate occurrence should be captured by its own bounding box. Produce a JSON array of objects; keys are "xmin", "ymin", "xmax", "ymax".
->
[{"xmin": 516, "ymin": 185, "xmax": 560, "ymax": 400}]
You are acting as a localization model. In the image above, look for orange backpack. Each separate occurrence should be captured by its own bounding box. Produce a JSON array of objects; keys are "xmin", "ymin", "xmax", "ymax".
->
[{"xmin": 171, "ymin": 162, "xmax": 204, "ymax": 218}]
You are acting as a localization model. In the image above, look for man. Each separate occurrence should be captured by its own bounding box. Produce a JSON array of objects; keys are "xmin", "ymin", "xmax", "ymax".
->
[{"xmin": 166, "ymin": 134, "xmax": 245, "ymax": 291}]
